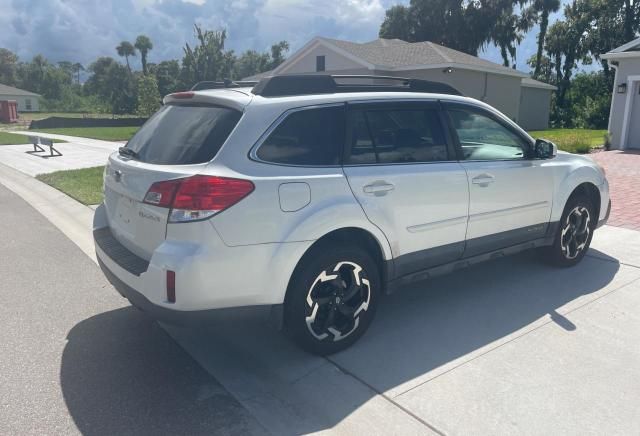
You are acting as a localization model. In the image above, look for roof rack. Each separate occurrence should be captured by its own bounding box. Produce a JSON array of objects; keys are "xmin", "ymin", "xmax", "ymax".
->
[
  {"xmin": 251, "ymin": 74, "xmax": 463, "ymax": 97},
  {"xmin": 190, "ymin": 79, "xmax": 259, "ymax": 91}
]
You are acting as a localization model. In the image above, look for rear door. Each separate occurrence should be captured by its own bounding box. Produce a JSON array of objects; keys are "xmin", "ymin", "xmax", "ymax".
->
[
  {"xmin": 443, "ymin": 102, "xmax": 554, "ymax": 257},
  {"xmin": 342, "ymin": 101, "xmax": 469, "ymax": 277},
  {"xmin": 103, "ymin": 103, "xmax": 242, "ymax": 260}
]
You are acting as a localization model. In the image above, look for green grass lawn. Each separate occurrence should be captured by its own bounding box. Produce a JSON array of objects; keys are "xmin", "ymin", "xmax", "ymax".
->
[
  {"xmin": 528, "ymin": 129, "xmax": 607, "ymax": 154},
  {"xmin": 36, "ymin": 166, "xmax": 105, "ymax": 205},
  {"xmin": 36, "ymin": 126, "xmax": 139, "ymax": 141},
  {"xmin": 0, "ymin": 131, "xmax": 64, "ymax": 145}
]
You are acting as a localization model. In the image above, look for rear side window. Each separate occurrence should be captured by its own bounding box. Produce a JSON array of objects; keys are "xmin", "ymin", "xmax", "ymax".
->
[
  {"xmin": 125, "ymin": 104, "xmax": 242, "ymax": 165},
  {"xmin": 346, "ymin": 108, "xmax": 449, "ymax": 164},
  {"xmin": 256, "ymin": 106, "xmax": 345, "ymax": 166}
]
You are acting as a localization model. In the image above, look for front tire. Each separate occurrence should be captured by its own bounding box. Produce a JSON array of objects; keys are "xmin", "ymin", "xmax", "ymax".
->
[
  {"xmin": 546, "ymin": 194, "xmax": 595, "ymax": 267},
  {"xmin": 284, "ymin": 242, "xmax": 380, "ymax": 355}
]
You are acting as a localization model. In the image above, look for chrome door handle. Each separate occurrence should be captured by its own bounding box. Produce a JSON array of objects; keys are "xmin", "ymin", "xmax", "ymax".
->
[
  {"xmin": 471, "ymin": 174, "xmax": 495, "ymax": 186},
  {"xmin": 363, "ymin": 182, "xmax": 395, "ymax": 196}
]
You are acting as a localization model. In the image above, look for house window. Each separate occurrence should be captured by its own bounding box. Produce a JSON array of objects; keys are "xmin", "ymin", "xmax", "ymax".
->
[
  {"xmin": 25, "ymin": 99, "xmax": 32, "ymax": 110},
  {"xmin": 316, "ymin": 55, "xmax": 325, "ymax": 72}
]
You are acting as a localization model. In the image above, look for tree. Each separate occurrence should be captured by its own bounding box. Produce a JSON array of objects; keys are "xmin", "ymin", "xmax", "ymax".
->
[
  {"xmin": 134, "ymin": 35, "xmax": 153, "ymax": 75},
  {"xmin": 84, "ymin": 57, "xmax": 137, "ymax": 113},
  {"xmin": 154, "ymin": 59, "xmax": 181, "ymax": 95},
  {"xmin": 379, "ymin": 0, "xmax": 521, "ymax": 56},
  {"xmin": 491, "ymin": 3, "xmax": 535, "ymax": 67},
  {"xmin": 379, "ymin": 5, "xmax": 412, "ymax": 42},
  {"xmin": 233, "ymin": 40, "xmax": 289, "ymax": 79},
  {"xmin": 543, "ymin": 0, "xmax": 595, "ymax": 125},
  {"xmin": 136, "ymin": 74, "xmax": 161, "ymax": 116},
  {"xmin": 268, "ymin": 41, "xmax": 290, "ymax": 70},
  {"xmin": 57, "ymin": 61, "xmax": 74, "ymax": 81},
  {"xmin": 234, "ymin": 50, "xmax": 270, "ymax": 79},
  {"xmin": 0, "ymin": 48, "xmax": 19, "ymax": 86},
  {"xmin": 528, "ymin": 0, "xmax": 561, "ymax": 78},
  {"xmin": 526, "ymin": 53, "xmax": 554, "ymax": 82},
  {"xmin": 72, "ymin": 63, "xmax": 84, "ymax": 85},
  {"xmin": 181, "ymin": 25, "xmax": 233, "ymax": 86},
  {"xmin": 116, "ymin": 41, "xmax": 136, "ymax": 73}
]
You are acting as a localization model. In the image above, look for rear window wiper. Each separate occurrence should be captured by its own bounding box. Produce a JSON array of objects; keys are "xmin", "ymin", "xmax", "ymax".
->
[{"xmin": 118, "ymin": 146, "xmax": 139, "ymax": 160}]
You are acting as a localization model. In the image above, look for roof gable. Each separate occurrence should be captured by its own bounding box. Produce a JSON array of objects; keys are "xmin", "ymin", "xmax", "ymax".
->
[
  {"xmin": 274, "ymin": 37, "xmax": 527, "ymax": 78},
  {"xmin": 0, "ymin": 83, "xmax": 40, "ymax": 97},
  {"xmin": 602, "ymin": 37, "xmax": 640, "ymax": 59},
  {"xmin": 610, "ymin": 37, "xmax": 640, "ymax": 53}
]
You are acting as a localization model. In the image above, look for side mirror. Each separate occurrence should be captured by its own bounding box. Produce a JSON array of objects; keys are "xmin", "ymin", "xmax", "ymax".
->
[{"xmin": 534, "ymin": 138, "xmax": 557, "ymax": 159}]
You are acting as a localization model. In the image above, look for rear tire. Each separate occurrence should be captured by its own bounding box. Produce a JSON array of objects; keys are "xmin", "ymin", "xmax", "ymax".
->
[
  {"xmin": 545, "ymin": 194, "xmax": 595, "ymax": 267},
  {"xmin": 284, "ymin": 242, "xmax": 380, "ymax": 355}
]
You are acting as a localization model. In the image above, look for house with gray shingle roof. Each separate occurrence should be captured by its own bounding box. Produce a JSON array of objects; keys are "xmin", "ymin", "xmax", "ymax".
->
[
  {"xmin": 0, "ymin": 83, "xmax": 41, "ymax": 112},
  {"xmin": 246, "ymin": 37, "xmax": 556, "ymax": 130}
]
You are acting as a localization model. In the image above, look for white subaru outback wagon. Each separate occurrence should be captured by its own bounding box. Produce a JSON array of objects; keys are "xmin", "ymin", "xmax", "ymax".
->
[{"xmin": 94, "ymin": 75, "xmax": 610, "ymax": 355}]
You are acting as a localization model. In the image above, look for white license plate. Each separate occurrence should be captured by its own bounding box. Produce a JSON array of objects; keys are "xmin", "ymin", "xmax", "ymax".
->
[{"xmin": 116, "ymin": 195, "xmax": 135, "ymax": 227}]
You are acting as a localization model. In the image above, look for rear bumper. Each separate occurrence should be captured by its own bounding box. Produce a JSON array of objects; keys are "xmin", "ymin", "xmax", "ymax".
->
[{"xmin": 93, "ymin": 203, "xmax": 312, "ymax": 316}]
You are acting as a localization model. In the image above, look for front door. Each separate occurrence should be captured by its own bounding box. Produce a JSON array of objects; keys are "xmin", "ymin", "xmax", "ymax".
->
[
  {"xmin": 444, "ymin": 103, "xmax": 554, "ymax": 257},
  {"xmin": 627, "ymin": 82, "xmax": 640, "ymax": 149},
  {"xmin": 342, "ymin": 101, "xmax": 469, "ymax": 278}
]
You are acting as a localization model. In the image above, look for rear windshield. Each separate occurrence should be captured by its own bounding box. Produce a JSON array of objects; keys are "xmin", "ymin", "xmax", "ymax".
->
[{"xmin": 125, "ymin": 104, "xmax": 242, "ymax": 165}]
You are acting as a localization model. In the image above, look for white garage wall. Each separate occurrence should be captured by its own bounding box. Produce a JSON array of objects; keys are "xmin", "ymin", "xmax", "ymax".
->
[
  {"xmin": 518, "ymin": 87, "xmax": 553, "ymax": 131},
  {"xmin": 608, "ymin": 58, "xmax": 640, "ymax": 149}
]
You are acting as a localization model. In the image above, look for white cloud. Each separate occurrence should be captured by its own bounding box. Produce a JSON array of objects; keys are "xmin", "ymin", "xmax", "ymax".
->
[{"xmin": 0, "ymin": 0, "xmax": 577, "ymax": 75}]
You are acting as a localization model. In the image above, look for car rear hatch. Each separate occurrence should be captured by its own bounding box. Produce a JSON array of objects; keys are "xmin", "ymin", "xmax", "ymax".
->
[{"xmin": 103, "ymin": 93, "xmax": 247, "ymax": 260}]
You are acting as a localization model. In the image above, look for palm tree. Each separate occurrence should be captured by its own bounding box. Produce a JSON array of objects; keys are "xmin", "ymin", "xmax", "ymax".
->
[
  {"xmin": 531, "ymin": 0, "xmax": 561, "ymax": 78},
  {"xmin": 72, "ymin": 63, "xmax": 84, "ymax": 85},
  {"xmin": 116, "ymin": 41, "xmax": 136, "ymax": 73},
  {"xmin": 134, "ymin": 35, "xmax": 153, "ymax": 75}
]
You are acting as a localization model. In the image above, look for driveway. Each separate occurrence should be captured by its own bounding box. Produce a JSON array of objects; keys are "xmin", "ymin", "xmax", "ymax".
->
[{"xmin": 590, "ymin": 150, "xmax": 640, "ymax": 230}]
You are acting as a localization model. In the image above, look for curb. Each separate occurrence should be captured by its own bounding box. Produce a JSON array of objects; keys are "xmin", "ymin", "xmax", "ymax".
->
[{"xmin": 0, "ymin": 161, "xmax": 97, "ymax": 264}]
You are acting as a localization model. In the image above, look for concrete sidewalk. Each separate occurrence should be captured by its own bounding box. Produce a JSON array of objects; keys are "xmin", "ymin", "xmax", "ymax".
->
[
  {"xmin": 9, "ymin": 130, "xmax": 125, "ymax": 151},
  {"xmin": 0, "ymin": 131, "xmax": 120, "ymax": 176},
  {"xmin": 1, "ymin": 166, "xmax": 639, "ymax": 435}
]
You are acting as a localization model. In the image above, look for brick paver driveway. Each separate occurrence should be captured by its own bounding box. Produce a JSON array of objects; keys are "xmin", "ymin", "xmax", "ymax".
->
[{"xmin": 590, "ymin": 150, "xmax": 640, "ymax": 230}]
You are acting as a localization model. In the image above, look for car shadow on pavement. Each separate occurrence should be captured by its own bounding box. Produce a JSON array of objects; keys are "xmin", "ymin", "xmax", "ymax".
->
[
  {"xmin": 59, "ymin": 306, "xmax": 267, "ymax": 436},
  {"xmin": 328, "ymin": 249, "xmax": 622, "ymax": 395},
  {"xmin": 61, "ymin": 249, "xmax": 623, "ymax": 435}
]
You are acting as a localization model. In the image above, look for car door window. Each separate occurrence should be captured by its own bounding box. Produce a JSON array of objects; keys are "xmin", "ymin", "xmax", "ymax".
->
[
  {"xmin": 448, "ymin": 109, "xmax": 528, "ymax": 161},
  {"xmin": 346, "ymin": 108, "xmax": 449, "ymax": 164},
  {"xmin": 256, "ymin": 105, "xmax": 344, "ymax": 166}
]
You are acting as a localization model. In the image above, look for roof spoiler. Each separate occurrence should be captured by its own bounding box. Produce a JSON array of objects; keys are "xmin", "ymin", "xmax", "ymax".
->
[
  {"xmin": 251, "ymin": 74, "xmax": 463, "ymax": 97},
  {"xmin": 190, "ymin": 79, "xmax": 259, "ymax": 91}
]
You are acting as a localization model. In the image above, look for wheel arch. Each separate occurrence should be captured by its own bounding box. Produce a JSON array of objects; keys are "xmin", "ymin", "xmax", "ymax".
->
[
  {"xmin": 552, "ymin": 166, "xmax": 603, "ymax": 223},
  {"xmin": 285, "ymin": 227, "xmax": 393, "ymax": 301},
  {"xmin": 567, "ymin": 182, "xmax": 601, "ymax": 221}
]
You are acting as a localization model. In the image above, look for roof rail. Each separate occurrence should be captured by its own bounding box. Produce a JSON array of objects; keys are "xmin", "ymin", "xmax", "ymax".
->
[
  {"xmin": 251, "ymin": 74, "xmax": 463, "ymax": 97},
  {"xmin": 190, "ymin": 79, "xmax": 259, "ymax": 91}
]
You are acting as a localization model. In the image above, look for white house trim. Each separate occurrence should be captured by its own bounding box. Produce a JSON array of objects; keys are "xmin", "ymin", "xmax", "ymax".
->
[
  {"xmin": 619, "ymin": 74, "xmax": 640, "ymax": 149},
  {"xmin": 607, "ymin": 63, "xmax": 619, "ymax": 135},
  {"xmin": 601, "ymin": 51, "xmax": 640, "ymax": 60},
  {"xmin": 274, "ymin": 37, "xmax": 374, "ymax": 75}
]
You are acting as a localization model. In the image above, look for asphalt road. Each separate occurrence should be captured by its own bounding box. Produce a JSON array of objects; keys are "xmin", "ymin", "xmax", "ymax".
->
[{"xmin": 0, "ymin": 183, "xmax": 267, "ymax": 436}]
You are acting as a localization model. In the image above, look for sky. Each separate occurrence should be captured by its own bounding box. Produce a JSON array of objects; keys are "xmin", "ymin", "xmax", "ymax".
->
[{"xmin": 0, "ymin": 0, "xmax": 572, "ymax": 74}]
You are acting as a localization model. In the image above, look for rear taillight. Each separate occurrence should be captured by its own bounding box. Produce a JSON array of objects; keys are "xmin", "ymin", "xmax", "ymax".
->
[{"xmin": 143, "ymin": 175, "xmax": 254, "ymax": 222}]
